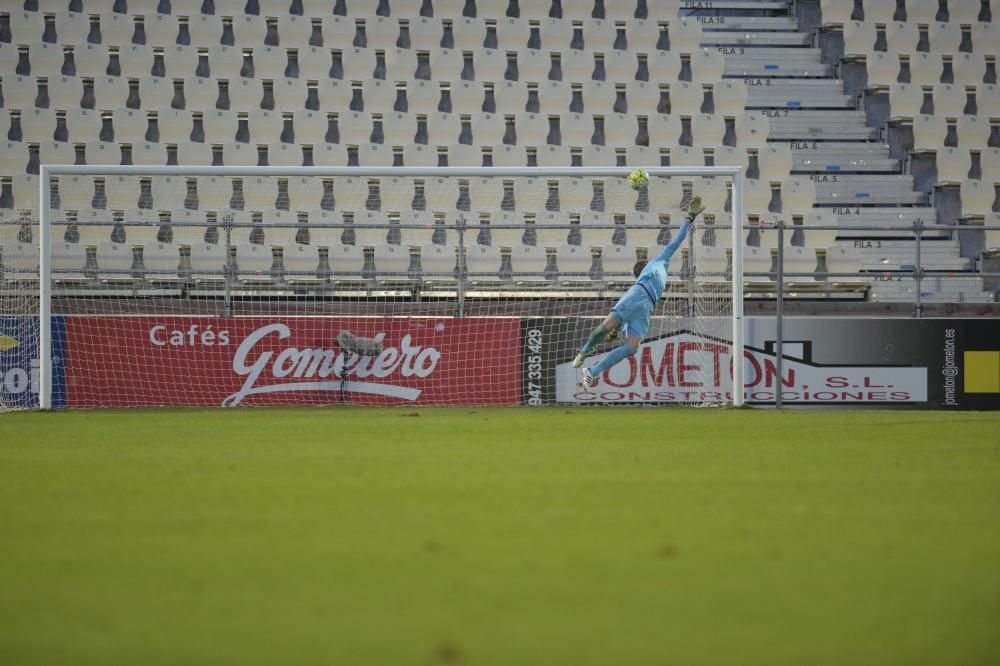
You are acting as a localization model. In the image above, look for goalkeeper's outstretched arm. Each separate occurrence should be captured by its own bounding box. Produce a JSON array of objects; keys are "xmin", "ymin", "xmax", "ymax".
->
[{"xmin": 652, "ymin": 196, "xmax": 705, "ymax": 265}]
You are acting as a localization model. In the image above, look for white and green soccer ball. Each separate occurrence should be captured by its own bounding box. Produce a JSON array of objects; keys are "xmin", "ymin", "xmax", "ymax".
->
[{"xmin": 627, "ymin": 168, "xmax": 649, "ymax": 191}]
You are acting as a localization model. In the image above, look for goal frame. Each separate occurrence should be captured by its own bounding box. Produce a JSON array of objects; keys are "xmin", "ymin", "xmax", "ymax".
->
[{"xmin": 37, "ymin": 165, "xmax": 745, "ymax": 409}]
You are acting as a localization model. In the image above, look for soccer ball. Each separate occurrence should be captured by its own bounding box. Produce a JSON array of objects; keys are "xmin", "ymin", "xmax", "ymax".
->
[{"xmin": 628, "ymin": 169, "xmax": 649, "ymax": 191}]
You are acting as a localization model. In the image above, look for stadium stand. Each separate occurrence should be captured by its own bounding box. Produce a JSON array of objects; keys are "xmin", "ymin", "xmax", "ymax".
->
[{"xmin": 1, "ymin": 0, "xmax": 998, "ymax": 305}]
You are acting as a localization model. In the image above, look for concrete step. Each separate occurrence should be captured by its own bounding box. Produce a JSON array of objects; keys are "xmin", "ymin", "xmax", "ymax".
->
[
  {"xmin": 721, "ymin": 47, "xmax": 833, "ymax": 77},
  {"xmin": 785, "ymin": 141, "xmax": 900, "ymax": 172},
  {"xmin": 694, "ymin": 16, "xmax": 799, "ymax": 30},
  {"xmin": 742, "ymin": 79, "xmax": 855, "ymax": 108},
  {"xmin": 824, "ymin": 206, "xmax": 948, "ymax": 238},
  {"xmin": 809, "ymin": 174, "xmax": 926, "ymax": 205},
  {"xmin": 704, "ymin": 31, "xmax": 812, "ymax": 46},
  {"xmin": 679, "ymin": 0, "xmax": 792, "ymax": 12},
  {"xmin": 764, "ymin": 110, "xmax": 879, "ymax": 141},
  {"xmin": 869, "ymin": 277, "xmax": 992, "ymax": 303},
  {"xmin": 852, "ymin": 240, "xmax": 973, "ymax": 271}
]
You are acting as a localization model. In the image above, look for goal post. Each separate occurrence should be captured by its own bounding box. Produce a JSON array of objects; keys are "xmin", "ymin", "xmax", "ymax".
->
[{"xmin": 29, "ymin": 165, "xmax": 744, "ymax": 410}]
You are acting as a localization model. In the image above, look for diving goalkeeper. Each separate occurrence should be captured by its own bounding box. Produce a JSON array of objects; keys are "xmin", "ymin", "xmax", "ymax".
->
[{"xmin": 573, "ymin": 196, "xmax": 706, "ymax": 391}]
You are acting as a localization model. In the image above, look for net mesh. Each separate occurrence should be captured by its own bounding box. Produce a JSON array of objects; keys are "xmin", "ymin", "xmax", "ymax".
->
[{"xmin": 2, "ymin": 167, "xmax": 740, "ymax": 409}]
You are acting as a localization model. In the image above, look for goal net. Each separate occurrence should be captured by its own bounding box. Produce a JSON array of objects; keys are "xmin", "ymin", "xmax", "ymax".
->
[{"xmin": 4, "ymin": 166, "xmax": 743, "ymax": 410}]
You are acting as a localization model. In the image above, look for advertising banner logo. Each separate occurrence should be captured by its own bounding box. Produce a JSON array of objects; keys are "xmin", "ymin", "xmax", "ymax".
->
[
  {"xmin": 555, "ymin": 331, "xmax": 928, "ymax": 404},
  {"xmin": 0, "ymin": 316, "xmax": 67, "ymax": 409},
  {"xmin": 64, "ymin": 316, "xmax": 520, "ymax": 407}
]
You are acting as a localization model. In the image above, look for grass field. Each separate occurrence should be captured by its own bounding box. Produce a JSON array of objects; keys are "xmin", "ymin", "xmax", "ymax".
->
[{"xmin": 1, "ymin": 407, "xmax": 998, "ymax": 666}]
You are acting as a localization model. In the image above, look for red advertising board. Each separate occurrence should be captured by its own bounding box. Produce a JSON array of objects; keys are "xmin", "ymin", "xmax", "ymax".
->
[{"xmin": 63, "ymin": 316, "xmax": 521, "ymax": 407}]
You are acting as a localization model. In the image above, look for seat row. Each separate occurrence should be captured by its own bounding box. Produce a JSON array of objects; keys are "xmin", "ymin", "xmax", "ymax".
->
[
  {"xmin": 7, "ymin": 0, "xmax": 685, "ymax": 20},
  {"xmin": 0, "ymin": 44, "xmax": 729, "ymax": 94},
  {"xmin": 0, "ymin": 240, "xmax": 866, "ymax": 291},
  {"xmin": 844, "ymin": 20, "xmax": 998, "ymax": 57},
  {"xmin": 23, "ymin": 173, "xmax": 809, "ymax": 213},
  {"xmin": 862, "ymin": 52, "xmax": 998, "ymax": 88},
  {"xmin": 1, "ymin": 12, "xmax": 705, "ymax": 52},
  {"xmin": 0, "ymin": 78, "xmax": 745, "ymax": 124},
  {"xmin": 0, "ymin": 117, "xmax": 778, "ymax": 177},
  {"xmin": 906, "ymin": 115, "xmax": 1000, "ymax": 150},
  {"xmin": 885, "ymin": 82, "xmax": 1000, "ymax": 118},
  {"xmin": 2, "ymin": 110, "xmax": 762, "ymax": 152},
  {"xmin": 824, "ymin": 0, "xmax": 996, "ymax": 27},
  {"xmin": 0, "ymin": 7, "xmax": 701, "ymax": 49}
]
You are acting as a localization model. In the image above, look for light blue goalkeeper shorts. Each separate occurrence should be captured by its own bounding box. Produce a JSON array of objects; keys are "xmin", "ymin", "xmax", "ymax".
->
[{"xmin": 609, "ymin": 284, "xmax": 655, "ymax": 341}]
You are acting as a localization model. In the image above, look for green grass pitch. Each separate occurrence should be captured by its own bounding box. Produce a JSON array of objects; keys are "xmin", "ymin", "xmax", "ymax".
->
[{"xmin": 1, "ymin": 407, "xmax": 998, "ymax": 665}]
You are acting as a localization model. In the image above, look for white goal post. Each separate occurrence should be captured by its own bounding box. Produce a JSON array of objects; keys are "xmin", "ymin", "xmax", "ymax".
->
[{"xmin": 32, "ymin": 165, "xmax": 744, "ymax": 410}]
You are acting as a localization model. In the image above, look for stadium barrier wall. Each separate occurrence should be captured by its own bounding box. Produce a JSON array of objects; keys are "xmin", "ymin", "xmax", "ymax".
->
[
  {"xmin": 531, "ymin": 317, "xmax": 1000, "ymax": 409},
  {"xmin": 2, "ymin": 317, "xmax": 998, "ymax": 409}
]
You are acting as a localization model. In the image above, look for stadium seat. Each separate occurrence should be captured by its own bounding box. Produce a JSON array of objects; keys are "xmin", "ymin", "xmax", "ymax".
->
[
  {"xmin": 782, "ymin": 178, "xmax": 817, "ymax": 213},
  {"xmin": 227, "ymin": 78, "xmax": 264, "ymax": 110},
  {"xmin": 373, "ymin": 245, "xmax": 415, "ymax": 286},
  {"xmin": 85, "ymin": 141, "xmax": 122, "ymax": 166},
  {"xmin": 953, "ymin": 53, "xmax": 987, "ymax": 85},
  {"xmin": 799, "ymin": 211, "xmax": 838, "ymax": 248},
  {"xmin": 187, "ymin": 241, "xmax": 227, "ymax": 284},
  {"xmin": 556, "ymin": 244, "xmax": 597, "ymax": 286},
  {"xmin": 692, "ymin": 114, "xmax": 725, "ymax": 147},
  {"xmin": 980, "ymin": 85, "xmax": 1000, "ymax": 118},
  {"xmin": 928, "ymin": 22, "xmax": 963, "ymax": 54},
  {"xmin": 932, "ymin": 83, "xmax": 966, "ymax": 117},
  {"xmin": 51, "ymin": 241, "xmax": 90, "ymax": 283},
  {"xmin": 860, "ymin": 0, "xmax": 895, "ymax": 22},
  {"xmin": 886, "ymin": 22, "xmax": 920, "ymax": 54},
  {"xmin": 209, "ymin": 47, "xmax": 244, "ymax": 80},
  {"xmin": 74, "ymin": 44, "xmax": 110, "ymax": 77},
  {"xmin": 236, "ymin": 243, "xmax": 276, "ymax": 283},
  {"xmin": 2, "ymin": 239, "xmax": 41, "ymax": 282},
  {"xmin": 936, "ymin": 147, "xmax": 972, "ymax": 185},
  {"xmin": 189, "ymin": 14, "xmax": 223, "ymax": 45},
  {"xmin": 981, "ymin": 148, "xmax": 1000, "ymax": 181},
  {"xmin": 690, "ymin": 49, "xmax": 725, "ymax": 83},
  {"xmin": 908, "ymin": 53, "xmax": 944, "ymax": 86},
  {"xmin": 888, "ymin": 83, "xmax": 923, "ymax": 120},
  {"xmin": 96, "ymin": 241, "xmax": 138, "ymax": 283},
  {"xmin": 18, "ymin": 108, "xmax": 54, "ymax": 140},
  {"xmin": 961, "ymin": 180, "xmax": 995, "ymax": 217},
  {"xmin": 312, "ymin": 143, "xmax": 349, "ymax": 166},
  {"xmin": 957, "ymin": 116, "xmax": 989, "ymax": 147},
  {"xmin": 824, "ymin": 246, "xmax": 868, "ymax": 291},
  {"xmin": 912, "ymin": 115, "xmax": 948, "ymax": 153},
  {"xmin": 93, "ymin": 76, "xmax": 129, "ymax": 108},
  {"xmin": 742, "ymin": 245, "xmax": 773, "ymax": 289},
  {"xmin": 843, "ymin": 22, "xmax": 877, "ymax": 60},
  {"xmin": 163, "ymin": 45, "xmax": 198, "ymax": 79},
  {"xmin": 970, "ymin": 22, "xmax": 996, "ymax": 54},
  {"xmin": 757, "ymin": 144, "xmax": 794, "ymax": 180},
  {"xmin": 538, "ymin": 80, "xmax": 572, "ymax": 112},
  {"xmin": 510, "ymin": 244, "xmax": 551, "ymax": 285},
  {"xmin": 159, "ymin": 109, "xmax": 193, "ymax": 144},
  {"xmin": 780, "ymin": 246, "xmax": 821, "ymax": 290},
  {"xmin": 866, "ymin": 53, "xmax": 901, "ymax": 90},
  {"xmin": 905, "ymin": 0, "xmax": 939, "ymax": 23},
  {"xmin": 464, "ymin": 244, "xmax": 504, "ymax": 285},
  {"xmin": 734, "ymin": 113, "xmax": 769, "ymax": 148},
  {"xmin": 818, "ymin": 0, "xmax": 855, "ymax": 25},
  {"xmin": 282, "ymin": 242, "xmax": 322, "ymax": 284},
  {"xmin": 222, "ymin": 142, "xmax": 258, "ymax": 166}
]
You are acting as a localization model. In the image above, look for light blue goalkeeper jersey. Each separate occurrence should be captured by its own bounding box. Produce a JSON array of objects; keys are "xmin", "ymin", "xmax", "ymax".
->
[{"xmin": 634, "ymin": 221, "xmax": 691, "ymax": 303}]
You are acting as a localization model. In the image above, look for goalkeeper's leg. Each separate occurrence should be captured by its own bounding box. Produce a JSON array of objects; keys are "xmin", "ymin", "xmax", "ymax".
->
[{"xmin": 572, "ymin": 314, "xmax": 620, "ymax": 368}]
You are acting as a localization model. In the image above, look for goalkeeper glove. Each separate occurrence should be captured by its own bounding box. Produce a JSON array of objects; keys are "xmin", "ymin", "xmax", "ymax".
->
[{"xmin": 686, "ymin": 195, "xmax": 705, "ymax": 222}]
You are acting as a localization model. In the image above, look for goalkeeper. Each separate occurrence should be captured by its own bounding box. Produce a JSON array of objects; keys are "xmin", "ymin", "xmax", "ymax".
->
[{"xmin": 573, "ymin": 196, "xmax": 705, "ymax": 391}]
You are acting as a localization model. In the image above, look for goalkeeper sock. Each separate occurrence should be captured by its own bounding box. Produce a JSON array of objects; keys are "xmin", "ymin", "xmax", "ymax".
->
[
  {"xmin": 580, "ymin": 323, "xmax": 610, "ymax": 354},
  {"xmin": 589, "ymin": 342, "xmax": 638, "ymax": 376}
]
